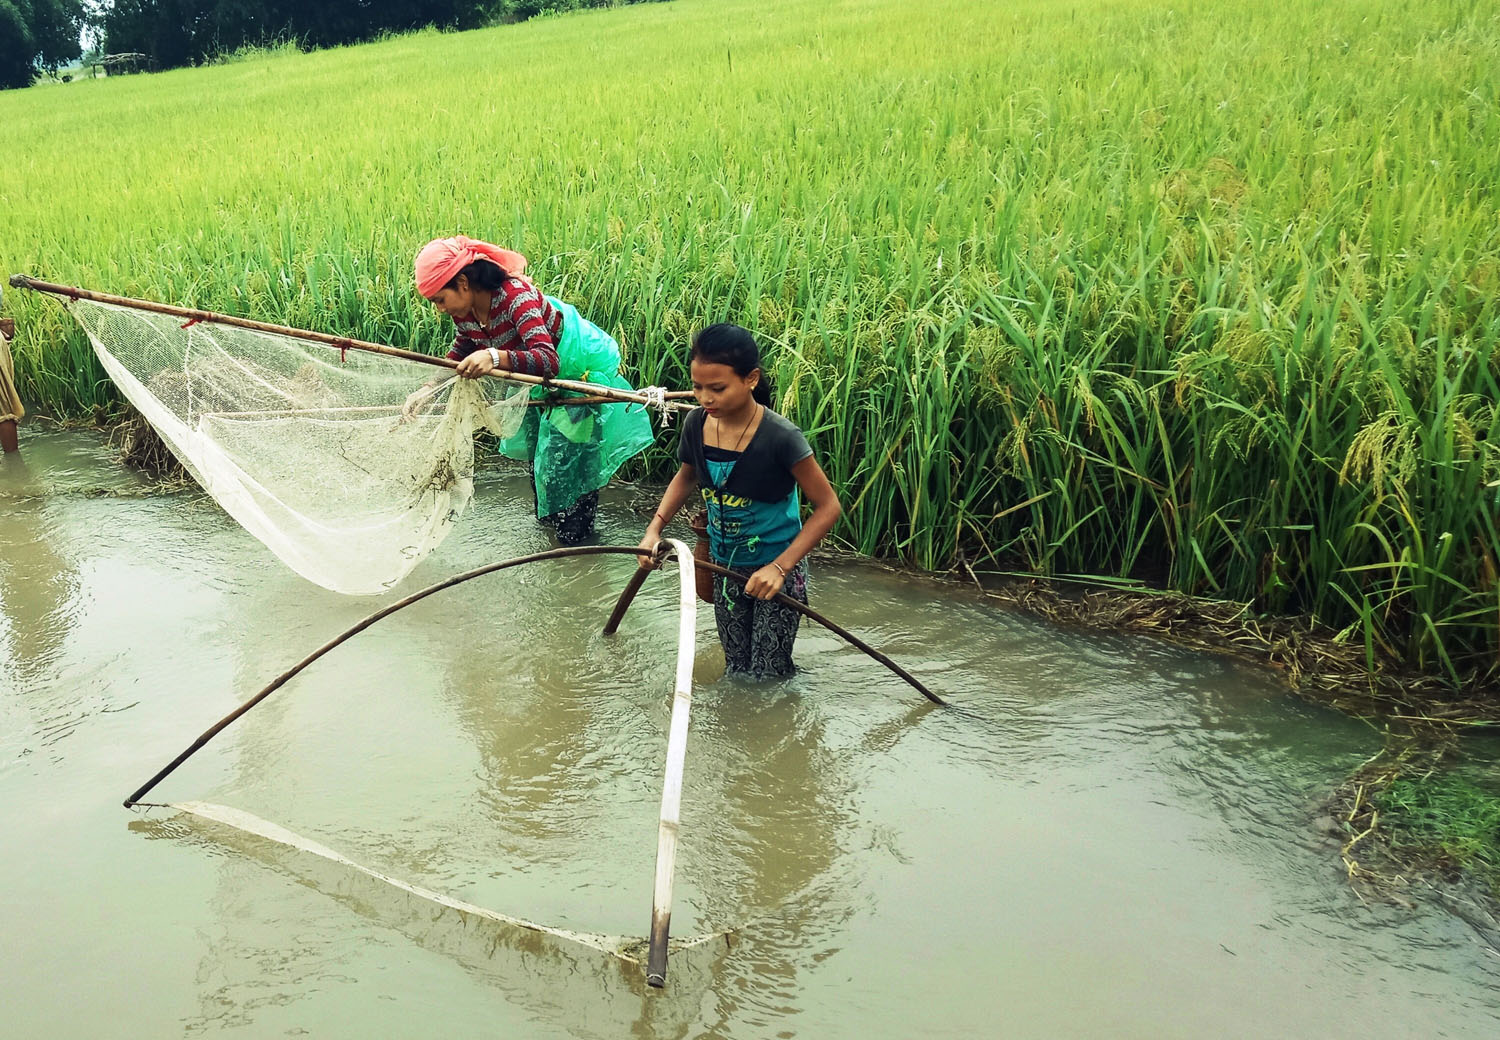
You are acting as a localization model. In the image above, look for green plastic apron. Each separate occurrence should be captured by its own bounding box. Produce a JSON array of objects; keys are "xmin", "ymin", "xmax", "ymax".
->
[{"xmin": 495, "ymin": 297, "xmax": 654, "ymax": 517}]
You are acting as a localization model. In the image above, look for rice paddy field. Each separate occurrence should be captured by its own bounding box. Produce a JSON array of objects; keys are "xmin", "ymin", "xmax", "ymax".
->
[{"xmin": 1, "ymin": 0, "xmax": 1497, "ymax": 687}]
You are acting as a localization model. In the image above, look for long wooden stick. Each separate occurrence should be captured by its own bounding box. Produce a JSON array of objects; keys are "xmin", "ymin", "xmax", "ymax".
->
[
  {"xmin": 9, "ymin": 274, "xmax": 694, "ymax": 412},
  {"xmin": 123, "ymin": 546, "xmax": 664, "ymax": 809},
  {"xmin": 646, "ymin": 538, "xmax": 696, "ymax": 987},
  {"xmin": 125, "ymin": 542, "xmax": 945, "ymax": 808},
  {"xmin": 195, "ymin": 394, "xmax": 630, "ymax": 419},
  {"xmin": 603, "ymin": 564, "xmax": 655, "ymax": 635}
]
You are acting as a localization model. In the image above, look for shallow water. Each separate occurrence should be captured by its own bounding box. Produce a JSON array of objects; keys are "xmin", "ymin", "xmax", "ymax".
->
[{"xmin": 2, "ymin": 430, "xmax": 1497, "ymax": 1039}]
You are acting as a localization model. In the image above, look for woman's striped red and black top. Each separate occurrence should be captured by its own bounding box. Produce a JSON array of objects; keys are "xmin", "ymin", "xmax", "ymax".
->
[{"xmin": 448, "ymin": 278, "xmax": 563, "ymax": 378}]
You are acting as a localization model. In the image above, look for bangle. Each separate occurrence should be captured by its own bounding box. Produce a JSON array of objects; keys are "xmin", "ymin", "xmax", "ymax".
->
[
  {"xmin": 770, "ymin": 561, "xmax": 787, "ymax": 577},
  {"xmin": 653, "ymin": 512, "xmax": 671, "ymax": 527}
]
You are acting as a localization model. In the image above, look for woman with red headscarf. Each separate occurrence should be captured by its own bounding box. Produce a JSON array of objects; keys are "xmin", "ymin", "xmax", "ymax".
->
[{"xmin": 408, "ymin": 235, "xmax": 653, "ymax": 544}]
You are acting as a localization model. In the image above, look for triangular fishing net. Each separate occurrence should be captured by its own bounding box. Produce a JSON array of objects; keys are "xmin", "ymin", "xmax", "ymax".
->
[{"xmin": 68, "ymin": 298, "xmax": 530, "ymax": 594}]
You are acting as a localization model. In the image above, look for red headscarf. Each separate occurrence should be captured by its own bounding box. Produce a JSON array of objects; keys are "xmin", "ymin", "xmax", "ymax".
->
[{"xmin": 414, "ymin": 236, "xmax": 528, "ymax": 298}]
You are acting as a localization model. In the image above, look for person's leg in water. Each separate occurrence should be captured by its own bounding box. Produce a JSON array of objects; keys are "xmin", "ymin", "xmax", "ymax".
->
[
  {"xmin": 0, "ymin": 318, "xmax": 20, "ymax": 454},
  {"xmin": 548, "ymin": 489, "xmax": 599, "ymax": 545},
  {"xmin": 713, "ymin": 561, "xmax": 807, "ymax": 678},
  {"xmin": 531, "ymin": 468, "xmax": 599, "ymax": 545},
  {"xmin": 534, "ymin": 403, "xmax": 602, "ymax": 544},
  {"xmin": 747, "ymin": 562, "xmax": 807, "ymax": 677},
  {"xmin": 713, "ymin": 572, "xmax": 756, "ymax": 674}
]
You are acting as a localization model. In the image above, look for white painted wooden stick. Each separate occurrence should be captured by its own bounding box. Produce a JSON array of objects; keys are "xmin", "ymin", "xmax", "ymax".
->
[{"xmin": 646, "ymin": 537, "xmax": 698, "ymax": 987}]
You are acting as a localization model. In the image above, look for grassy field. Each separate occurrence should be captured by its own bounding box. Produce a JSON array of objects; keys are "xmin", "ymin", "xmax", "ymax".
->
[{"xmin": 1, "ymin": 0, "xmax": 1497, "ymax": 687}]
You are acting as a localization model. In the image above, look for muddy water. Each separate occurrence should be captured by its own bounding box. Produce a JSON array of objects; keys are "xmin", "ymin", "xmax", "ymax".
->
[{"xmin": 2, "ymin": 430, "xmax": 1497, "ymax": 1039}]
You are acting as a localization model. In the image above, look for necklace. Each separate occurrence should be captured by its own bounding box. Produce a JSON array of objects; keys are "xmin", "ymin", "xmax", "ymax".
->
[
  {"xmin": 465, "ymin": 290, "xmax": 493, "ymax": 326},
  {"xmin": 715, "ymin": 404, "xmax": 760, "ymax": 454}
]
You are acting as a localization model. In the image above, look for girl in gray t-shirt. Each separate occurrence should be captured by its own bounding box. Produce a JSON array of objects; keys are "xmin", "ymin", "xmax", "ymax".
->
[{"xmin": 638, "ymin": 324, "xmax": 842, "ymax": 677}]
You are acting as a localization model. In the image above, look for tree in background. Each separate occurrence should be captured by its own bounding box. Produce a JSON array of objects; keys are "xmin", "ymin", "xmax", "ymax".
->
[
  {"xmin": 0, "ymin": 0, "xmax": 88, "ymax": 88},
  {"xmin": 0, "ymin": 2, "xmax": 37, "ymax": 90},
  {"xmin": 99, "ymin": 0, "xmax": 202, "ymax": 69},
  {"xmin": 97, "ymin": 1, "xmax": 649, "ymax": 73},
  {"xmin": 2, "ymin": 0, "xmax": 655, "ymax": 86},
  {"xmin": 101, "ymin": 1, "xmax": 516, "ymax": 67},
  {"xmin": 29, "ymin": 0, "xmax": 86, "ymax": 72}
]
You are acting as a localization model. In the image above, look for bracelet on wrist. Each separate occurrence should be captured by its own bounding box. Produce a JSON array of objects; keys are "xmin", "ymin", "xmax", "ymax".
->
[{"xmin": 770, "ymin": 561, "xmax": 787, "ymax": 577}]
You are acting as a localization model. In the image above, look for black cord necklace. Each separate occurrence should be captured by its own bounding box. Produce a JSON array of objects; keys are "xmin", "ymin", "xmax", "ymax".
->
[{"xmin": 714, "ymin": 403, "xmax": 761, "ymax": 454}]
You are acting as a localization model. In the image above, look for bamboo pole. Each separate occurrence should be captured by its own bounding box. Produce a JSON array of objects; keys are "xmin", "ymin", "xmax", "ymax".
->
[
  {"xmin": 646, "ymin": 537, "xmax": 697, "ymax": 988},
  {"xmin": 123, "ymin": 545, "xmax": 662, "ymax": 809},
  {"xmin": 8, "ymin": 275, "xmax": 695, "ymax": 413},
  {"xmin": 0, "ymin": 313, "xmax": 19, "ymax": 453},
  {"xmin": 195, "ymin": 393, "xmax": 627, "ymax": 420}
]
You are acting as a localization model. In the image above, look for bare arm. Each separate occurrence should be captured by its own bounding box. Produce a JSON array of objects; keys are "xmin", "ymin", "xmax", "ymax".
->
[{"xmin": 638, "ymin": 464, "xmax": 700, "ymax": 566}]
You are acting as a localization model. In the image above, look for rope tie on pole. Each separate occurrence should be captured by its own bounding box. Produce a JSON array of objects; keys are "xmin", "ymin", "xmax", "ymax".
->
[{"xmin": 641, "ymin": 385, "xmax": 674, "ymax": 427}]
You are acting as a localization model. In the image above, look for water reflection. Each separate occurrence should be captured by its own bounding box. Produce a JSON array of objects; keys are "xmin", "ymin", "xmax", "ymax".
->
[
  {"xmin": 127, "ymin": 810, "xmax": 723, "ymax": 1037},
  {"xmin": 682, "ymin": 679, "xmax": 857, "ymax": 1033},
  {"xmin": 0, "ymin": 451, "xmax": 80, "ymax": 691}
]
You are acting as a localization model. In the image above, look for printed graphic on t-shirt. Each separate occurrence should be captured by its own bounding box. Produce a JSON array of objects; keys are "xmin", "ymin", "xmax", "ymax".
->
[{"xmin": 703, "ymin": 459, "xmax": 800, "ymax": 568}]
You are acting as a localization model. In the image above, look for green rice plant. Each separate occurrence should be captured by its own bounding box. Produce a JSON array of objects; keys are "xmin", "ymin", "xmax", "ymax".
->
[{"xmin": 1, "ymin": 0, "xmax": 1497, "ymax": 686}]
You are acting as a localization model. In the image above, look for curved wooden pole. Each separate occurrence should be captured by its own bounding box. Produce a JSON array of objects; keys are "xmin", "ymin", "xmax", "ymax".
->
[
  {"xmin": 602, "ymin": 564, "xmax": 655, "ymax": 636},
  {"xmin": 120, "ymin": 541, "xmax": 942, "ymax": 987},
  {"xmin": 603, "ymin": 548, "xmax": 947, "ymax": 707},
  {"xmin": 127, "ymin": 542, "xmax": 946, "ymax": 808},
  {"xmin": 9, "ymin": 274, "xmax": 694, "ymax": 412},
  {"xmin": 124, "ymin": 546, "xmax": 660, "ymax": 808}
]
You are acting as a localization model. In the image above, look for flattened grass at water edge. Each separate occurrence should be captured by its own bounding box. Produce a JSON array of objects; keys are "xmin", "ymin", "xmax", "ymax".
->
[
  {"xmin": 1, "ymin": 0, "xmax": 1497, "ymax": 687},
  {"xmin": 1377, "ymin": 772, "xmax": 1500, "ymax": 899}
]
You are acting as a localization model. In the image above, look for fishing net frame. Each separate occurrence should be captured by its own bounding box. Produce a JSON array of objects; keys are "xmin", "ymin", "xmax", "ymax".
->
[
  {"xmin": 9, "ymin": 275, "xmax": 692, "ymax": 595},
  {"xmin": 125, "ymin": 541, "xmax": 705, "ymax": 987},
  {"xmin": 118, "ymin": 541, "xmax": 944, "ymax": 988}
]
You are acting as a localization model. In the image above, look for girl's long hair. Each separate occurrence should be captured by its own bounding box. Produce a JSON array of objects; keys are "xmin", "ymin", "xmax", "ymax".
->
[{"xmin": 690, "ymin": 324, "xmax": 772, "ymax": 406}]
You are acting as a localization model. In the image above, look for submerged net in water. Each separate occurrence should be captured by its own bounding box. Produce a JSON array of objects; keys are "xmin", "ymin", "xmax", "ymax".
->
[
  {"xmin": 69, "ymin": 297, "xmax": 530, "ymax": 594},
  {"xmin": 161, "ymin": 800, "xmax": 731, "ymax": 965}
]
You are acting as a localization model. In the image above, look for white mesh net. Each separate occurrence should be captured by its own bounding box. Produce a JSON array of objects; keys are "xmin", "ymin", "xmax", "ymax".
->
[{"xmin": 69, "ymin": 298, "xmax": 530, "ymax": 594}]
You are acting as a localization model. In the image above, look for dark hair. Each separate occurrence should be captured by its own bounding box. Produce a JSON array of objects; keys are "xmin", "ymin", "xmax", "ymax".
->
[
  {"xmin": 690, "ymin": 323, "xmax": 773, "ymax": 407},
  {"xmin": 444, "ymin": 258, "xmax": 512, "ymax": 293}
]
